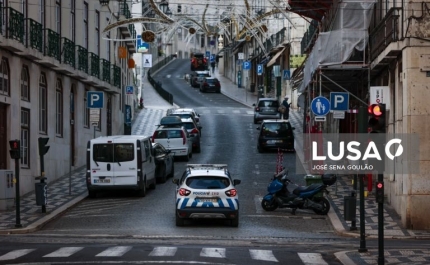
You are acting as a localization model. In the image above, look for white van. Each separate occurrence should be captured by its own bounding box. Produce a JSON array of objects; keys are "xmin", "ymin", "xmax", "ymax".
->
[{"xmin": 86, "ymin": 135, "xmax": 156, "ymax": 198}]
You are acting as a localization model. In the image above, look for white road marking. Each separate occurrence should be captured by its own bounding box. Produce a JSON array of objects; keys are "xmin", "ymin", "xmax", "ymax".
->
[
  {"xmin": 149, "ymin": 247, "xmax": 177, "ymax": 256},
  {"xmin": 298, "ymin": 253, "xmax": 328, "ymax": 265},
  {"xmin": 95, "ymin": 246, "xmax": 132, "ymax": 257},
  {"xmin": 249, "ymin": 249, "xmax": 278, "ymax": 262},
  {"xmin": 44, "ymin": 247, "xmax": 83, "ymax": 257},
  {"xmin": 200, "ymin": 248, "xmax": 226, "ymax": 258},
  {"xmin": 0, "ymin": 249, "xmax": 35, "ymax": 260}
]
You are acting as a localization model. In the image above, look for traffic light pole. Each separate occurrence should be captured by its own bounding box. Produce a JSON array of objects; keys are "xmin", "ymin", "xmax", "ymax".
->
[
  {"xmin": 40, "ymin": 153, "xmax": 46, "ymax": 213},
  {"xmin": 13, "ymin": 157, "xmax": 22, "ymax": 228},
  {"xmin": 378, "ymin": 174, "xmax": 384, "ymax": 265}
]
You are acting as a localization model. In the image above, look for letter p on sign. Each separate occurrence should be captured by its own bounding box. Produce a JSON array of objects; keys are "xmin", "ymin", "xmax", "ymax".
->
[
  {"xmin": 334, "ymin": 95, "xmax": 344, "ymax": 108},
  {"xmin": 87, "ymin": 91, "xmax": 104, "ymax": 108},
  {"xmin": 330, "ymin": 92, "xmax": 349, "ymax": 111}
]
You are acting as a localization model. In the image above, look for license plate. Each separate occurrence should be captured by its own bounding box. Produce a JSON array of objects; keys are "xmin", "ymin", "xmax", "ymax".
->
[
  {"xmin": 267, "ymin": 140, "xmax": 282, "ymax": 144},
  {"xmin": 94, "ymin": 179, "xmax": 110, "ymax": 183},
  {"xmin": 196, "ymin": 198, "xmax": 218, "ymax": 202}
]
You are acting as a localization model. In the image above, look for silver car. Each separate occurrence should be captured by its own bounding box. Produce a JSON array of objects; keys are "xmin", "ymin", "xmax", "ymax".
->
[{"xmin": 253, "ymin": 98, "xmax": 282, "ymax": 124}]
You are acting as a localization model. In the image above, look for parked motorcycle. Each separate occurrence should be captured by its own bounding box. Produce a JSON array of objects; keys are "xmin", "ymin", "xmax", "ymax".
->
[{"xmin": 261, "ymin": 169, "xmax": 336, "ymax": 215}]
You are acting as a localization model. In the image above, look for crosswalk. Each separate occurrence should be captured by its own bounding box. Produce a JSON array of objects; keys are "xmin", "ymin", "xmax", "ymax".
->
[{"xmin": 0, "ymin": 246, "xmax": 329, "ymax": 264}]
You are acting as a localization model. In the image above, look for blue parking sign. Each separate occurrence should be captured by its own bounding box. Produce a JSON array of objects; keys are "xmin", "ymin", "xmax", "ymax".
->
[
  {"xmin": 205, "ymin": 51, "xmax": 210, "ymax": 58},
  {"xmin": 210, "ymin": 54, "xmax": 215, "ymax": 63},
  {"xmin": 257, "ymin": 64, "xmax": 263, "ymax": 75},
  {"xmin": 243, "ymin": 61, "xmax": 251, "ymax": 70},
  {"xmin": 87, "ymin": 91, "xmax": 104, "ymax": 108}
]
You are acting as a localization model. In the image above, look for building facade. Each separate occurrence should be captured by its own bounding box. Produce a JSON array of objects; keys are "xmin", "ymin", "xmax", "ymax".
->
[{"xmin": 0, "ymin": 0, "xmax": 136, "ymax": 195}]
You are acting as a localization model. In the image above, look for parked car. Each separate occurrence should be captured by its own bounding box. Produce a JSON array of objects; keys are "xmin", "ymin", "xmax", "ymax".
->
[
  {"xmin": 167, "ymin": 108, "xmax": 201, "ymax": 124},
  {"xmin": 152, "ymin": 116, "xmax": 193, "ymax": 161},
  {"xmin": 180, "ymin": 118, "xmax": 201, "ymax": 153},
  {"xmin": 167, "ymin": 109, "xmax": 202, "ymax": 135},
  {"xmin": 256, "ymin": 120, "xmax": 295, "ymax": 153},
  {"xmin": 253, "ymin": 98, "xmax": 282, "ymax": 124},
  {"xmin": 200, "ymin": 77, "xmax": 221, "ymax": 93},
  {"xmin": 190, "ymin": 53, "xmax": 208, "ymax": 71},
  {"xmin": 172, "ymin": 164, "xmax": 241, "ymax": 227},
  {"xmin": 152, "ymin": 142, "xmax": 175, "ymax": 183},
  {"xmin": 190, "ymin": 70, "xmax": 211, "ymax": 88}
]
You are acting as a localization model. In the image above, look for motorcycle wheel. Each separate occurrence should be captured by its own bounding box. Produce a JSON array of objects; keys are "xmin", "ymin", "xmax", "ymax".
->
[
  {"xmin": 261, "ymin": 199, "xmax": 278, "ymax": 211},
  {"xmin": 312, "ymin": 197, "xmax": 330, "ymax": 215}
]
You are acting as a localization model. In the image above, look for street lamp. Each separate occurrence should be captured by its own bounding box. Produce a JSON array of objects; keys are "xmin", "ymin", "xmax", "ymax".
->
[
  {"xmin": 165, "ymin": 7, "xmax": 172, "ymax": 17},
  {"xmin": 99, "ymin": 0, "xmax": 109, "ymax": 6},
  {"xmin": 218, "ymin": 35, "xmax": 224, "ymax": 49}
]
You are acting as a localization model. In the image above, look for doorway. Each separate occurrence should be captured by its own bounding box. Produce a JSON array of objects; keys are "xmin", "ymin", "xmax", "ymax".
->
[{"xmin": 0, "ymin": 103, "xmax": 7, "ymax": 169}]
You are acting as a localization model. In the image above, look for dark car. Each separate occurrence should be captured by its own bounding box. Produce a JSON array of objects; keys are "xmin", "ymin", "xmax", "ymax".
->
[
  {"xmin": 200, "ymin": 77, "xmax": 221, "ymax": 93},
  {"xmin": 253, "ymin": 98, "xmax": 282, "ymax": 124},
  {"xmin": 152, "ymin": 142, "xmax": 175, "ymax": 183},
  {"xmin": 256, "ymin": 120, "xmax": 295, "ymax": 153},
  {"xmin": 190, "ymin": 71, "xmax": 211, "ymax": 88}
]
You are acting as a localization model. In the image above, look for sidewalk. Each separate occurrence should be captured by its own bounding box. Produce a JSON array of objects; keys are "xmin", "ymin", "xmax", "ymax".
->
[{"xmin": 1, "ymin": 63, "xmax": 429, "ymax": 264}]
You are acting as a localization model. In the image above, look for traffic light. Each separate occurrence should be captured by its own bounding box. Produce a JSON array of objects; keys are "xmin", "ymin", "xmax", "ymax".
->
[
  {"xmin": 368, "ymin": 103, "xmax": 386, "ymax": 133},
  {"xmin": 9, "ymin": 140, "xmax": 21, "ymax": 159},
  {"xmin": 375, "ymin": 181, "xmax": 384, "ymax": 203},
  {"xmin": 38, "ymin": 137, "xmax": 50, "ymax": 156}
]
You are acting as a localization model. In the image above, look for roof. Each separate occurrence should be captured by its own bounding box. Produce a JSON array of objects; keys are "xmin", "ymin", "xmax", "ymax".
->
[
  {"xmin": 159, "ymin": 116, "xmax": 183, "ymax": 126},
  {"xmin": 186, "ymin": 164, "xmax": 229, "ymax": 177},
  {"xmin": 91, "ymin": 135, "xmax": 150, "ymax": 142},
  {"xmin": 261, "ymin": 119, "xmax": 291, "ymax": 124}
]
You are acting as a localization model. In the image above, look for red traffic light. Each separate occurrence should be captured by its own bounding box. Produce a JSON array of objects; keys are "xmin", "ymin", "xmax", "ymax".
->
[
  {"xmin": 9, "ymin": 140, "xmax": 20, "ymax": 150},
  {"xmin": 368, "ymin": 104, "xmax": 382, "ymax": 117},
  {"xmin": 376, "ymin": 182, "xmax": 383, "ymax": 189}
]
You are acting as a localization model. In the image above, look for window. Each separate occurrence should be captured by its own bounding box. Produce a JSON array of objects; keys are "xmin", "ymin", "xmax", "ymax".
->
[
  {"xmin": 39, "ymin": 0, "xmax": 45, "ymax": 28},
  {"xmin": 106, "ymin": 17, "xmax": 111, "ymax": 61},
  {"xmin": 83, "ymin": 2, "xmax": 88, "ymax": 49},
  {"xmin": 39, "ymin": 74, "xmax": 47, "ymax": 133},
  {"xmin": 84, "ymin": 89, "xmax": 89, "ymax": 127},
  {"xmin": 95, "ymin": 11, "xmax": 100, "ymax": 55},
  {"xmin": 70, "ymin": 0, "xmax": 75, "ymax": 42},
  {"xmin": 93, "ymin": 143, "xmax": 134, "ymax": 162},
  {"xmin": 21, "ymin": 66, "xmax": 29, "ymax": 101},
  {"xmin": 21, "ymin": 108, "xmax": 30, "ymax": 167},
  {"xmin": 0, "ymin": 57, "xmax": 9, "ymax": 96},
  {"xmin": 56, "ymin": 79, "xmax": 63, "ymax": 136},
  {"xmin": 55, "ymin": 0, "xmax": 61, "ymax": 34}
]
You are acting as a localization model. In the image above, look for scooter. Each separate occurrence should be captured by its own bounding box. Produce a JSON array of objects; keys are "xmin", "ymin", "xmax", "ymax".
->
[{"xmin": 261, "ymin": 169, "xmax": 336, "ymax": 215}]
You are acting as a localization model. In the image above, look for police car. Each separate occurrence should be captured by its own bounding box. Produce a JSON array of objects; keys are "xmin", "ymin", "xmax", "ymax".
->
[{"xmin": 172, "ymin": 164, "xmax": 241, "ymax": 227}]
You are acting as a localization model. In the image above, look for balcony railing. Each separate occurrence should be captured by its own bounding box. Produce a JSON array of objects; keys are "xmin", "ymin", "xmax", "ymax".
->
[
  {"xmin": 119, "ymin": 1, "xmax": 132, "ymax": 19},
  {"xmin": 129, "ymin": 23, "xmax": 136, "ymax": 39},
  {"xmin": 300, "ymin": 20, "xmax": 319, "ymax": 54},
  {"xmin": 45, "ymin": 29, "xmax": 60, "ymax": 61},
  {"xmin": 62, "ymin": 38, "xmax": 75, "ymax": 68},
  {"xmin": 76, "ymin": 45, "xmax": 88, "ymax": 73},
  {"xmin": 101, "ymin": 59, "xmax": 111, "ymax": 83},
  {"xmin": 4, "ymin": 7, "xmax": 25, "ymax": 44},
  {"xmin": 369, "ymin": 8, "xmax": 401, "ymax": 61},
  {"xmin": 112, "ymin": 65, "xmax": 121, "ymax": 88},
  {"xmin": 27, "ymin": 18, "xmax": 43, "ymax": 52},
  {"xmin": 89, "ymin": 52, "xmax": 100, "ymax": 78}
]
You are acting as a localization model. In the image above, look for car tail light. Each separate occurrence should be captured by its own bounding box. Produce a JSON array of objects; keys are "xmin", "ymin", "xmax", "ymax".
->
[
  {"xmin": 255, "ymin": 107, "xmax": 260, "ymax": 112},
  {"xmin": 191, "ymin": 128, "xmax": 199, "ymax": 134},
  {"xmin": 181, "ymin": 130, "xmax": 186, "ymax": 145},
  {"xmin": 203, "ymin": 82, "xmax": 208, "ymax": 87},
  {"xmin": 225, "ymin": 189, "xmax": 237, "ymax": 197},
  {"xmin": 179, "ymin": 188, "xmax": 191, "ymax": 196},
  {"xmin": 215, "ymin": 83, "xmax": 220, "ymax": 87},
  {"xmin": 152, "ymin": 131, "xmax": 158, "ymax": 142}
]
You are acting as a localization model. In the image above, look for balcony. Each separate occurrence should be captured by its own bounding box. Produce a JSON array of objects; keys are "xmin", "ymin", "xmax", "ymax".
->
[
  {"xmin": 73, "ymin": 45, "xmax": 89, "ymax": 80},
  {"xmin": 369, "ymin": 8, "xmax": 402, "ymax": 65},
  {"xmin": 112, "ymin": 65, "xmax": 121, "ymax": 88},
  {"xmin": 62, "ymin": 38, "xmax": 75, "ymax": 68},
  {"xmin": 300, "ymin": 20, "xmax": 319, "ymax": 54},
  {"xmin": 118, "ymin": 1, "xmax": 132, "ymax": 37},
  {"xmin": 126, "ymin": 23, "xmax": 137, "ymax": 53},
  {"xmin": 38, "ymin": 29, "xmax": 61, "ymax": 67},
  {"xmin": 101, "ymin": 59, "xmax": 111, "ymax": 83},
  {"xmin": 0, "ymin": 7, "xmax": 26, "ymax": 52},
  {"xmin": 89, "ymin": 53, "xmax": 100, "ymax": 78}
]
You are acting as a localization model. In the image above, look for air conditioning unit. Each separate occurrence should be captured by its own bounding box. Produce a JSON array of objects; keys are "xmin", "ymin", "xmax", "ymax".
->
[{"xmin": 0, "ymin": 170, "xmax": 15, "ymax": 210}]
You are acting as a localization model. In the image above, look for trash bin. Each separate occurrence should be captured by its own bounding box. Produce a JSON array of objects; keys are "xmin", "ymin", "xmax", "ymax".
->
[
  {"xmin": 344, "ymin": 195, "xmax": 357, "ymax": 221},
  {"xmin": 250, "ymin": 83, "xmax": 255, "ymax": 92},
  {"xmin": 304, "ymin": 174, "xmax": 323, "ymax": 197}
]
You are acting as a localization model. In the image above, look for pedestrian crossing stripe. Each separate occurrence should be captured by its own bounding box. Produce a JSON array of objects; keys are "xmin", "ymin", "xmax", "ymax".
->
[{"xmin": 0, "ymin": 247, "xmax": 330, "ymax": 263}]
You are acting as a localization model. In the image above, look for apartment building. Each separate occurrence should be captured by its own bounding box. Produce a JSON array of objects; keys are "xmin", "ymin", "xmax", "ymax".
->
[{"xmin": 0, "ymin": 0, "xmax": 137, "ymax": 195}]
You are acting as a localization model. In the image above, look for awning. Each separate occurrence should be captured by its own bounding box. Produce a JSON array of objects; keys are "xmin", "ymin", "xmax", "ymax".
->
[{"xmin": 267, "ymin": 47, "xmax": 286, "ymax": 67}]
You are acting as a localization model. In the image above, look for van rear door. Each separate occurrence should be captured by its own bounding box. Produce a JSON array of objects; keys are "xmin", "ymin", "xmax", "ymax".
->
[{"xmin": 91, "ymin": 140, "xmax": 138, "ymax": 187}]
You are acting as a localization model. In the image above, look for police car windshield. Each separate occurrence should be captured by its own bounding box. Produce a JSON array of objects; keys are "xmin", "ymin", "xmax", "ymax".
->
[{"xmin": 186, "ymin": 177, "xmax": 230, "ymax": 189}]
